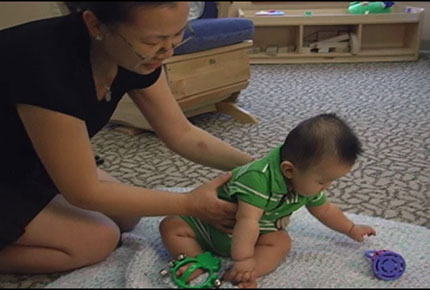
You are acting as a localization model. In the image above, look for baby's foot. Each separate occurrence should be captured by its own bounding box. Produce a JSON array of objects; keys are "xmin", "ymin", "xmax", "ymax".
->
[
  {"xmin": 223, "ymin": 269, "xmax": 257, "ymax": 288},
  {"xmin": 176, "ymin": 263, "xmax": 206, "ymax": 282},
  {"xmin": 238, "ymin": 279, "xmax": 258, "ymax": 289}
]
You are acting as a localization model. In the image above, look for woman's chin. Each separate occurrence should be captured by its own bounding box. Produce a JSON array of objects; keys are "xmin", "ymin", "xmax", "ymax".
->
[{"xmin": 133, "ymin": 63, "xmax": 161, "ymax": 75}]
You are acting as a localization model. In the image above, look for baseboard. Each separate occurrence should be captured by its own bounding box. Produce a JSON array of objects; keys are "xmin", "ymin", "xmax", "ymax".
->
[{"xmin": 420, "ymin": 40, "xmax": 430, "ymax": 53}]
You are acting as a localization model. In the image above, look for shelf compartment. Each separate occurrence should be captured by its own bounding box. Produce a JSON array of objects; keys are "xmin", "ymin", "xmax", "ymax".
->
[
  {"xmin": 361, "ymin": 23, "xmax": 419, "ymax": 51},
  {"xmin": 302, "ymin": 24, "xmax": 360, "ymax": 54},
  {"xmin": 251, "ymin": 25, "xmax": 301, "ymax": 55}
]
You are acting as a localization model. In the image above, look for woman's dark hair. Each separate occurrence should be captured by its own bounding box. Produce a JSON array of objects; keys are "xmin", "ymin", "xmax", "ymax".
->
[
  {"xmin": 280, "ymin": 113, "xmax": 362, "ymax": 170},
  {"xmin": 65, "ymin": 2, "xmax": 176, "ymax": 25}
]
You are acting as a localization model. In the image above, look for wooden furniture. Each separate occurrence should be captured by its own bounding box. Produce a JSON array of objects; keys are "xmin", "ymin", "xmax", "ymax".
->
[
  {"xmin": 110, "ymin": 41, "xmax": 257, "ymax": 131},
  {"xmin": 227, "ymin": 2, "xmax": 424, "ymax": 64}
]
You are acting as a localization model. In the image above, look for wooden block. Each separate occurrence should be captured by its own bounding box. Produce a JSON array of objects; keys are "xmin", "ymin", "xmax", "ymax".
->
[
  {"xmin": 317, "ymin": 31, "xmax": 338, "ymax": 42},
  {"xmin": 278, "ymin": 46, "xmax": 289, "ymax": 54},
  {"xmin": 310, "ymin": 33, "xmax": 350, "ymax": 48},
  {"xmin": 317, "ymin": 47, "xmax": 330, "ymax": 53},
  {"xmin": 334, "ymin": 46, "xmax": 350, "ymax": 53},
  {"xmin": 315, "ymin": 41, "xmax": 349, "ymax": 49},
  {"xmin": 250, "ymin": 46, "xmax": 262, "ymax": 54},
  {"xmin": 349, "ymin": 32, "xmax": 359, "ymax": 55},
  {"xmin": 265, "ymin": 46, "xmax": 279, "ymax": 56},
  {"xmin": 300, "ymin": 47, "xmax": 311, "ymax": 54}
]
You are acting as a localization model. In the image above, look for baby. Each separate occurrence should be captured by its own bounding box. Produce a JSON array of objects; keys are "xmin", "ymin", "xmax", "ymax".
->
[{"xmin": 159, "ymin": 113, "xmax": 376, "ymax": 288}]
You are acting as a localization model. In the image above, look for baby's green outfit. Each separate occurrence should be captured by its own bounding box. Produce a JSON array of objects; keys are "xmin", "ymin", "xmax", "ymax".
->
[{"xmin": 180, "ymin": 145, "xmax": 327, "ymax": 256}]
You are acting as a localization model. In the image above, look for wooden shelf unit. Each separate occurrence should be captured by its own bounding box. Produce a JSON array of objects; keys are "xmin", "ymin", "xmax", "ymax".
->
[{"xmin": 238, "ymin": 5, "xmax": 424, "ymax": 64}]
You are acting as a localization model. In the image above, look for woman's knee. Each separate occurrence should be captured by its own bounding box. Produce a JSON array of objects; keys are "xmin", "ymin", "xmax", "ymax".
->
[{"xmin": 77, "ymin": 218, "xmax": 121, "ymax": 265}]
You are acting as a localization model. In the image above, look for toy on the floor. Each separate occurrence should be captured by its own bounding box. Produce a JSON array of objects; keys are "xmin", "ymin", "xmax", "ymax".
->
[
  {"xmin": 365, "ymin": 250, "xmax": 406, "ymax": 281},
  {"xmin": 159, "ymin": 252, "xmax": 222, "ymax": 289},
  {"xmin": 348, "ymin": 1, "xmax": 395, "ymax": 14}
]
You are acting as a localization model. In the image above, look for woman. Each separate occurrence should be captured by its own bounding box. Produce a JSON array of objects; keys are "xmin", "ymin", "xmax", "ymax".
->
[{"xmin": 0, "ymin": 2, "xmax": 253, "ymax": 274}]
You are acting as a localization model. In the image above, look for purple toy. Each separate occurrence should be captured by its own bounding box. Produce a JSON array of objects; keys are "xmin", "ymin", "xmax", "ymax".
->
[{"xmin": 365, "ymin": 250, "xmax": 406, "ymax": 281}]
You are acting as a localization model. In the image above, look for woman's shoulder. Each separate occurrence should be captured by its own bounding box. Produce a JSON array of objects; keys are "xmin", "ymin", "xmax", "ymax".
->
[{"xmin": 2, "ymin": 13, "xmax": 89, "ymax": 70}]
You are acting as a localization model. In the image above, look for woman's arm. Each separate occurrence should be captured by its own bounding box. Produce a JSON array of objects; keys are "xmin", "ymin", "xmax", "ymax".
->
[
  {"xmin": 16, "ymin": 104, "xmax": 233, "ymax": 224},
  {"xmin": 128, "ymin": 68, "xmax": 253, "ymax": 171}
]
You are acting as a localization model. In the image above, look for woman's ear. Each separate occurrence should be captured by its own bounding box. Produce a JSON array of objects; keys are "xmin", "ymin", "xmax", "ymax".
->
[
  {"xmin": 280, "ymin": 161, "xmax": 295, "ymax": 179},
  {"xmin": 82, "ymin": 10, "xmax": 104, "ymax": 40}
]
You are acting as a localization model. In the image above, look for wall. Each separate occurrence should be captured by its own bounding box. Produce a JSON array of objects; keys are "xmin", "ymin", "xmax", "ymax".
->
[{"xmin": 0, "ymin": 2, "xmax": 68, "ymax": 30}]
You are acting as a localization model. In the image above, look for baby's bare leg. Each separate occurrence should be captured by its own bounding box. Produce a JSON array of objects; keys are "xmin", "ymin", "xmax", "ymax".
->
[
  {"xmin": 159, "ymin": 216, "xmax": 204, "ymax": 258},
  {"xmin": 227, "ymin": 230, "xmax": 291, "ymax": 288},
  {"xmin": 253, "ymin": 230, "xmax": 291, "ymax": 277},
  {"xmin": 159, "ymin": 216, "xmax": 206, "ymax": 281}
]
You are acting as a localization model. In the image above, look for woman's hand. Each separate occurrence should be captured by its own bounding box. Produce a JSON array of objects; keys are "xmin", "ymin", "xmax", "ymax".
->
[{"xmin": 187, "ymin": 172, "xmax": 237, "ymax": 233}]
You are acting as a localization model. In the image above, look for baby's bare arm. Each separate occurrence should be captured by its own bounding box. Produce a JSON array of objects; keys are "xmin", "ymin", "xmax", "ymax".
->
[
  {"xmin": 307, "ymin": 201, "xmax": 376, "ymax": 241},
  {"xmin": 224, "ymin": 201, "xmax": 264, "ymax": 285},
  {"xmin": 231, "ymin": 200, "xmax": 264, "ymax": 261}
]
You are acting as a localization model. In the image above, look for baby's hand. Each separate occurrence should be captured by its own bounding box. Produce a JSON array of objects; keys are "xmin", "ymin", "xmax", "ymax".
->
[
  {"xmin": 223, "ymin": 257, "xmax": 257, "ymax": 287},
  {"xmin": 348, "ymin": 223, "xmax": 376, "ymax": 242}
]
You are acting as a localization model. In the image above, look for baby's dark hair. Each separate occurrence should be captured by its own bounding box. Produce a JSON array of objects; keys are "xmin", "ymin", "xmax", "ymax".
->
[
  {"xmin": 280, "ymin": 113, "xmax": 362, "ymax": 170},
  {"xmin": 65, "ymin": 2, "xmax": 176, "ymax": 25}
]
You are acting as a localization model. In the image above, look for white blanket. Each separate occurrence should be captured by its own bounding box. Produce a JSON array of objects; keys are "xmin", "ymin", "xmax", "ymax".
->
[{"xmin": 45, "ymin": 190, "xmax": 430, "ymax": 288}]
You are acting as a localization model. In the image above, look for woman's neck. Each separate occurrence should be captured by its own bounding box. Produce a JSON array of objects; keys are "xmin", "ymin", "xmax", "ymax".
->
[{"xmin": 90, "ymin": 41, "xmax": 118, "ymax": 85}]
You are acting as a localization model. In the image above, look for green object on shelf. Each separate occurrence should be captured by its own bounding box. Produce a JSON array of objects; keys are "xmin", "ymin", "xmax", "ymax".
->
[
  {"xmin": 305, "ymin": 11, "xmax": 312, "ymax": 16},
  {"xmin": 169, "ymin": 252, "xmax": 222, "ymax": 289},
  {"xmin": 348, "ymin": 1, "xmax": 393, "ymax": 14}
]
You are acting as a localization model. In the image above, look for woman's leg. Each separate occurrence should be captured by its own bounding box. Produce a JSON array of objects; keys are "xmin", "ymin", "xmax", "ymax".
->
[
  {"xmin": 0, "ymin": 194, "xmax": 120, "ymax": 274},
  {"xmin": 0, "ymin": 167, "xmax": 143, "ymax": 274}
]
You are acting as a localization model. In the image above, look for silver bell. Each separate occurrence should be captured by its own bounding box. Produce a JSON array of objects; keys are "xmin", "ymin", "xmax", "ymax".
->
[
  {"xmin": 213, "ymin": 278, "xmax": 222, "ymax": 288},
  {"xmin": 159, "ymin": 268, "xmax": 169, "ymax": 276},
  {"xmin": 168, "ymin": 260, "xmax": 176, "ymax": 268}
]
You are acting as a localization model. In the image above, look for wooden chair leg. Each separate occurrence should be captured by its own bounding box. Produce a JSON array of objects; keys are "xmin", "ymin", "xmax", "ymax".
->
[
  {"xmin": 225, "ymin": 92, "xmax": 240, "ymax": 103},
  {"xmin": 215, "ymin": 101, "xmax": 258, "ymax": 124}
]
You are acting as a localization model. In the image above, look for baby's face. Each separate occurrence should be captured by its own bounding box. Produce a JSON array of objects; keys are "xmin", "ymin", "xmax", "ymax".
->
[{"xmin": 289, "ymin": 157, "xmax": 353, "ymax": 197}]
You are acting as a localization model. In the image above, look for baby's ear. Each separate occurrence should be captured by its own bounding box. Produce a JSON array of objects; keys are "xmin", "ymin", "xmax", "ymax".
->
[{"xmin": 280, "ymin": 161, "xmax": 295, "ymax": 179}]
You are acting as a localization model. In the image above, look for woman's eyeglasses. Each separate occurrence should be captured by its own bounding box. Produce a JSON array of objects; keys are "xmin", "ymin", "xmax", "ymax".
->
[{"xmin": 115, "ymin": 23, "xmax": 195, "ymax": 62}]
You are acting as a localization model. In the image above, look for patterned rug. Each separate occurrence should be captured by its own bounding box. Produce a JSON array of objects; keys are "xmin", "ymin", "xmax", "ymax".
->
[{"xmin": 1, "ymin": 55, "xmax": 429, "ymax": 287}]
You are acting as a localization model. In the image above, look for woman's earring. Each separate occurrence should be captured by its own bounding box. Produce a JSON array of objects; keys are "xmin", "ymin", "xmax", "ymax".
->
[{"xmin": 95, "ymin": 35, "xmax": 103, "ymax": 41}]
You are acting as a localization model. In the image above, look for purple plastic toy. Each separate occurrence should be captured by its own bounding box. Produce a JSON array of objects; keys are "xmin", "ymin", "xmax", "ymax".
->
[{"xmin": 365, "ymin": 250, "xmax": 406, "ymax": 281}]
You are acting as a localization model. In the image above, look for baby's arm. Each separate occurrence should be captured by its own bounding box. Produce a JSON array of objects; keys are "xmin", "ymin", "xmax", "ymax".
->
[
  {"xmin": 226, "ymin": 200, "xmax": 264, "ymax": 283},
  {"xmin": 307, "ymin": 201, "xmax": 376, "ymax": 242}
]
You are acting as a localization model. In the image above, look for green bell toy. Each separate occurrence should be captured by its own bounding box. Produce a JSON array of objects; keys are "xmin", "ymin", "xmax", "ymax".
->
[
  {"xmin": 348, "ymin": 1, "xmax": 395, "ymax": 14},
  {"xmin": 159, "ymin": 252, "xmax": 222, "ymax": 289}
]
